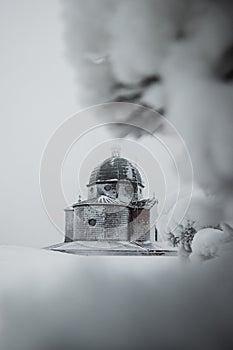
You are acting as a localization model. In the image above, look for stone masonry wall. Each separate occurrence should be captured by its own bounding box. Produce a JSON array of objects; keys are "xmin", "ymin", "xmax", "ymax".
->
[
  {"xmin": 64, "ymin": 208, "xmax": 74, "ymax": 242},
  {"xmin": 129, "ymin": 208, "xmax": 150, "ymax": 241},
  {"xmin": 73, "ymin": 205, "xmax": 130, "ymax": 241}
]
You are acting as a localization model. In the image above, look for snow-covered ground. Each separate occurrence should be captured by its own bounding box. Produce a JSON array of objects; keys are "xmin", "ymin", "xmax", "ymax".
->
[{"xmin": 0, "ymin": 242, "xmax": 232, "ymax": 350}]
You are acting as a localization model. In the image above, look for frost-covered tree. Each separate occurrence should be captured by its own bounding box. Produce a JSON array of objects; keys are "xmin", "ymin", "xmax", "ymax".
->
[{"xmin": 168, "ymin": 220, "xmax": 196, "ymax": 255}]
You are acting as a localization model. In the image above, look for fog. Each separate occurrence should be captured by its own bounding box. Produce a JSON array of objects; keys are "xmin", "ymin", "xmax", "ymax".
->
[
  {"xmin": 1, "ymin": 1, "xmax": 233, "ymax": 349},
  {"xmin": 62, "ymin": 0, "xmax": 233, "ymax": 227},
  {"xmin": 0, "ymin": 0, "xmax": 77, "ymax": 246}
]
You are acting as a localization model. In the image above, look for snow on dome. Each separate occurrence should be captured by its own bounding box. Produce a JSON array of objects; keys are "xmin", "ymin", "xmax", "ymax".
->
[{"xmin": 88, "ymin": 153, "xmax": 144, "ymax": 187}]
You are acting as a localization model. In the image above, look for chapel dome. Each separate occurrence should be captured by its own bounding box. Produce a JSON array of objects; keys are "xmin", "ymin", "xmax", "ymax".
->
[{"xmin": 88, "ymin": 152, "xmax": 144, "ymax": 187}]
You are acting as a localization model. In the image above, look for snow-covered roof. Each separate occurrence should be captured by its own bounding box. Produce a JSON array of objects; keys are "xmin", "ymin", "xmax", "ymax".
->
[
  {"xmin": 72, "ymin": 196, "xmax": 157, "ymax": 209},
  {"xmin": 88, "ymin": 155, "xmax": 144, "ymax": 187},
  {"xmin": 47, "ymin": 240, "xmax": 177, "ymax": 256}
]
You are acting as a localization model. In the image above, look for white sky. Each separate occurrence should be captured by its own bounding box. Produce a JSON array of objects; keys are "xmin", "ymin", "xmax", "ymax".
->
[
  {"xmin": 0, "ymin": 0, "xmax": 180, "ymax": 247},
  {"xmin": 0, "ymin": 0, "xmax": 78, "ymax": 246}
]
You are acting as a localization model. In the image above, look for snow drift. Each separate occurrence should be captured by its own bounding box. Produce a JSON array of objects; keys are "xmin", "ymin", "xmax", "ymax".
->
[{"xmin": 0, "ymin": 245, "xmax": 233, "ymax": 350}]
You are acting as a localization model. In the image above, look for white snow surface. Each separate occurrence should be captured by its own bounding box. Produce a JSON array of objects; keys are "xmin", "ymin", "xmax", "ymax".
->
[
  {"xmin": 190, "ymin": 223, "xmax": 233, "ymax": 262},
  {"xmin": 0, "ymin": 245, "xmax": 233, "ymax": 350},
  {"xmin": 191, "ymin": 228, "xmax": 223, "ymax": 261}
]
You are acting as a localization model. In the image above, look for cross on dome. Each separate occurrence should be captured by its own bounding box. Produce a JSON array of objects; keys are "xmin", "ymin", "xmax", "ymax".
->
[{"xmin": 111, "ymin": 146, "xmax": 121, "ymax": 158}]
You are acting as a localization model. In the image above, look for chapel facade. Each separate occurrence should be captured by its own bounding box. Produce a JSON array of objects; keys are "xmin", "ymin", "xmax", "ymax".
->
[{"xmin": 64, "ymin": 150, "xmax": 158, "ymax": 243}]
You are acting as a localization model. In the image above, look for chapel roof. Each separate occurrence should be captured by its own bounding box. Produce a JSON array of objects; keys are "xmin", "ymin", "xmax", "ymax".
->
[{"xmin": 88, "ymin": 152, "xmax": 144, "ymax": 187}]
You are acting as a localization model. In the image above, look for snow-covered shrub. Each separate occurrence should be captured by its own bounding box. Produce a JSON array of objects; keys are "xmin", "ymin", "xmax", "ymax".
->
[
  {"xmin": 157, "ymin": 189, "xmax": 223, "ymax": 254},
  {"xmin": 168, "ymin": 220, "xmax": 197, "ymax": 256},
  {"xmin": 190, "ymin": 223, "xmax": 233, "ymax": 262}
]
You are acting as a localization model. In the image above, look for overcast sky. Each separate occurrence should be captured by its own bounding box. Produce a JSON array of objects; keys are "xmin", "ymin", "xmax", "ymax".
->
[
  {"xmin": 0, "ymin": 0, "xmax": 79, "ymax": 246},
  {"xmin": 0, "ymin": 0, "xmax": 181, "ymax": 247}
]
